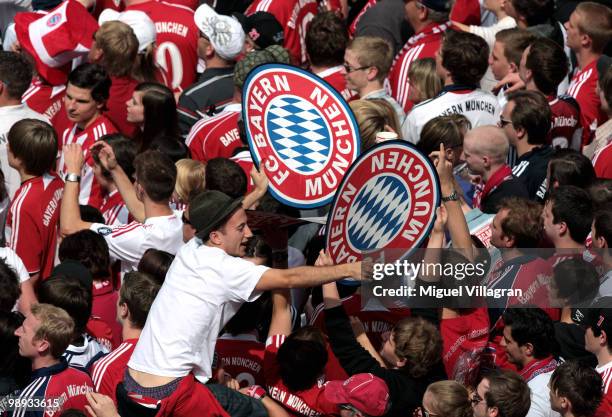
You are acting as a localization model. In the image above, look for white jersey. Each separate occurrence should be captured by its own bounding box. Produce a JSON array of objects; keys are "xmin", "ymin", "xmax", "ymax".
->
[
  {"xmin": 90, "ymin": 213, "xmax": 183, "ymax": 274},
  {"xmin": 401, "ymin": 87, "xmax": 501, "ymax": 143},
  {"xmin": 63, "ymin": 333, "xmax": 110, "ymax": 373},
  {"xmin": 0, "ymin": 104, "xmax": 48, "ymax": 199},
  {"xmin": 129, "ymin": 239, "xmax": 268, "ymax": 383}
]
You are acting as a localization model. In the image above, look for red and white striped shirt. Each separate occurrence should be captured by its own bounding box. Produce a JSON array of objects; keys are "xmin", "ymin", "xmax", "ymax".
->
[
  {"xmin": 100, "ymin": 189, "xmax": 129, "ymax": 227},
  {"xmin": 186, "ymin": 103, "xmax": 242, "ymax": 162},
  {"xmin": 567, "ymin": 60, "xmax": 608, "ymax": 146},
  {"xmin": 58, "ymin": 115, "xmax": 118, "ymax": 209},
  {"xmin": 6, "ymin": 174, "xmax": 63, "ymax": 278},
  {"xmin": 387, "ymin": 22, "xmax": 448, "ymax": 113},
  {"xmin": 595, "ymin": 361, "xmax": 612, "ymax": 417},
  {"xmin": 91, "ymin": 338, "xmax": 138, "ymax": 403},
  {"xmin": 21, "ymin": 78, "xmax": 66, "ymax": 121}
]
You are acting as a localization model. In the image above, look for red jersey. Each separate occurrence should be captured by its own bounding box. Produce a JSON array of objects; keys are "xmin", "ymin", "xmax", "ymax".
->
[
  {"xmin": 58, "ymin": 114, "xmax": 118, "ymax": 208},
  {"xmin": 388, "ymin": 22, "xmax": 448, "ymax": 113},
  {"xmin": 440, "ymin": 308, "xmax": 489, "ymax": 385},
  {"xmin": 246, "ymin": 0, "xmax": 302, "ymax": 64},
  {"xmin": 264, "ymin": 334, "xmax": 337, "ymax": 417},
  {"xmin": 230, "ymin": 150, "xmax": 255, "ymax": 193},
  {"xmin": 548, "ymin": 95, "xmax": 582, "ymax": 150},
  {"xmin": 185, "ymin": 103, "xmax": 242, "ymax": 162},
  {"xmin": 296, "ymin": 0, "xmax": 318, "ymax": 65},
  {"xmin": 21, "ymin": 79, "xmax": 65, "ymax": 121},
  {"xmin": 105, "ymin": 76, "xmax": 140, "ymax": 137},
  {"xmin": 213, "ymin": 334, "xmax": 265, "ymax": 387},
  {"xmin": 593, "ymin": 141, "xmax": 612, "ymax": 179},
  {"xmin": 567, "ymin": 60, "xmax": 608, "ymax": 146},
  {"xmin": 101, "ymin": 189, "xmax": 129, "ymax": 227},
  {"xmin": 450, "ymin": 0, "xmax": 481, "ymax": 25},
  {"xmin": 6, "ymin": 174, "xmax": 63, "ymax": 278},
  {"xmin": 10, "ymin": 360, "xmax": 94, "ymax": 417},
  {"xmin": 162, "ymin": 0, "xmax": 198, "ymax": 10},
  {"xmin": 309, "ymin": 293, "xmax": 410, "ymax": 351},
  {"xmin": 91, "ymin": 338, "xmax": 138, "ymax": 403},
  {"xmin": 91, "ymin": 279, "xmax": 121, "ymax": 348},
  {"xmin": 595, "ymin": 361, "xmax": 612, "ymax": 417},
  {"xmin": 126, "ymin": 1, "xmax": 199, "ymax": 91},
  {"xmin": 315, "ymin": 66, "xmax": 358, "ymax": 102},
  {"xmin": 86, "ymin": 316, "xmax": 115, "ymax": 352}
]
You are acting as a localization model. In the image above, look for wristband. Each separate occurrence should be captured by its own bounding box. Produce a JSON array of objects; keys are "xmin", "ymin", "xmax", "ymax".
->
[
  {"xmin": 441, "ymin": 190, "xmax": 458, "ymax": 202},
  {"xmin": 244, "ymin": 385, "xmax": 267, "ymax": 400},
  {"xmin": 64, "ymin": 173, "xmax": 81, "ymax": 183}
]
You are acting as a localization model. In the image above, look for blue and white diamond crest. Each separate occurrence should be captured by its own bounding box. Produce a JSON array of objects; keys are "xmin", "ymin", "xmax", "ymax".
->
[
  {"xmin": 347, "ymin": 174, "xmax": 411, "ymax": 251},
  {"xmin": 266, "ymin": 95, "xmax": 332, "ymax": 174}
]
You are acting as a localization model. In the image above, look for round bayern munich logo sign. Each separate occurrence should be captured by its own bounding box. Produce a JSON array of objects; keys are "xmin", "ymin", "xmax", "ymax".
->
[
  {"xmin": 326, "ymin": 141, "xmax": 440, "ymax": 264},
  {"xmin": 243, "ymin": 64, "xmax": 360, "ymax": 208}
]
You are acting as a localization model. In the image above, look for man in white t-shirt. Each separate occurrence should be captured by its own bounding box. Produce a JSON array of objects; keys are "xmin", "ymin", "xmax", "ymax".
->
[
  {"xmin": 401, "ymin": 30, "xmax": 500, "ymax": 143},
  {"xmin": 60, "ymin": 143, "xmax": 183, "ymax": 274},
  {"xmin": 126, "ymin": 189, "xmax": 363, "ymax": 407}
]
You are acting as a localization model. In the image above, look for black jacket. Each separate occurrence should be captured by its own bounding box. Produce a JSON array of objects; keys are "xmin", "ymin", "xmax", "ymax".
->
[
  {"xmin": 324, "ymin": 305, "xmax": 446, "ymax": 417},
  {"xmin": 513, "ymin": 145, "xmax": 554, "ymax": 202},
  {"xmin": 481, "ymin": 177, "xmax": 529, "ymax": 214}
]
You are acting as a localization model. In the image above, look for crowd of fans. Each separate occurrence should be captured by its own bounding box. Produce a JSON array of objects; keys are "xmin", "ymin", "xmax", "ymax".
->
[{"xmin": 0, "ymin": 0, "xmax": 611, "ymax": 416}]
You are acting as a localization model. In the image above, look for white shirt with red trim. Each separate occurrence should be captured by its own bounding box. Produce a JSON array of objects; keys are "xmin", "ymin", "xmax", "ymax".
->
[
  {"xmin": 401, "ymin": 87, "xmax": 500, "ymax": 143},
  {"xmin": 186, "ymin": 103, "xmax": 243, "ymax": 162},
  {"xmin": 6, "ymin": 174, "xmax": 63, "ymax": 278},
  {"xmin": 567, "ymin": 60, "xmax": 608, "ymax": 146},
  {"xmin": 100, "ymin": 189, "xmax": 129, "ymax": 227},
  {"xmin": 128, "ymin": 239, "xmax": 268, "ymax": 383},
  {"xmin": 58, "ymin": 115, "xmax": 118, "ymax": 208},
  {"xmin": 126, "ymin": 1, "xmax": 199, "ymax": 91},
  {"xmin": 315, "ymin": 66, "xmax": 358, "ymax": 102},
  {"xmin": 89, "ymin": 213, "xmax": 183, "ymax": 274}
]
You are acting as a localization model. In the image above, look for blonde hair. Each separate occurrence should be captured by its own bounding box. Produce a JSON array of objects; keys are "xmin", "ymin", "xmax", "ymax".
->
[
  {"xmin": 350, "ymin": 99, "xmax": 400, "ymax": 151},
  {"xmin": 175, "ymin": 159, "xmax": 206, "ymax": 203},
  {"xmin": 31, "ymin": 303, "xmax": 74, "ymax": 358},
  {"xmin": 408, "ymin": 58, "xmax": 443, "ymax": 103},
  {"xmin": 94, "ymin": 21, "xmax": 138, "ymax": 77},
  {"xmin": 426, "ymin": 381, "xmax": 473, "ymax": 417},
  {"xmin": 575, "ymin": 2, "xmax": 612, "ymax": 53},
  {"xmin": 347, "ymin": 36, "xmax": 394, "ymax": 81}
]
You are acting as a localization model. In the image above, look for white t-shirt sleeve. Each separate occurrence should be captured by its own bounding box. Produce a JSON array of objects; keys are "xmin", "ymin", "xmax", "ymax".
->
[
  {"xmin": 90, "ymin": 222, "xmax": 144, "ymax": 265},
  {"xmin": 0, "ymin": 247, "xmax": 30, "ymax": 283},
  {"xmin": 220, "ymin": 255, "xmax": 269, "ymax": 303}
]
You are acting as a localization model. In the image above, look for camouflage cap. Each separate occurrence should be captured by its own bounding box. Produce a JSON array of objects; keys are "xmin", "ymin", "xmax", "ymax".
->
[{"xmin": 233, "ymin": 44, "xmax": 291, "ymax": 89}]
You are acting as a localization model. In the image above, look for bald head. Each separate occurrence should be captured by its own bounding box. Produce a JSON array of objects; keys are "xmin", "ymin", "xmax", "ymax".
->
[{"xmin": 464, "ymin": 126, "xmax": 509, "ymax": 164}]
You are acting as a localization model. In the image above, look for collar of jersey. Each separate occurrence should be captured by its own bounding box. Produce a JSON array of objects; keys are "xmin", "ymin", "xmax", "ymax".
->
[
  {"xmin": 440, "ymin": 84, "xmax": 480, "ymax": 94},
  {"xmin": 31, "ymin": 357, "xmax": 69, "ymax": 379}
]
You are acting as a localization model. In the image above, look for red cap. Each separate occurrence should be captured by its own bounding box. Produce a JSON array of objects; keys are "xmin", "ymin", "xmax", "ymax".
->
[
  {"xmin": 15, "ymin": 1, "xmax": 98, "ymax": 86},
  {"xmin": 324, "ymin": 373, "xmax": 390, "ymax": 416}
]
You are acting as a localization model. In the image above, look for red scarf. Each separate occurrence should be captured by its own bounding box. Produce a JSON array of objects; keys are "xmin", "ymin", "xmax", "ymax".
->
[
  {"xmin": 520, "ymin": 356, "xmax": 558, "ymax": 382},
  {"xmin": 472, "ymin": 165, "xmax": 513, "ymax": 209}
]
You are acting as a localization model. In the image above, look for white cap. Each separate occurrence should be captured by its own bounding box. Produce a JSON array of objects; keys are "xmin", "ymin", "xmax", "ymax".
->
[
  {"xmin": 99, "ymin": 9, "xmax": 156, "ymax": 53},
  {"xmin": 194, "ymin": 4, "xmax": 245, "ymax": 61}
]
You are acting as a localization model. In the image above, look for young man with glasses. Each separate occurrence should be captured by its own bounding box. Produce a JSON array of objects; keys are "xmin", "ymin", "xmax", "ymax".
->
[
  {"xmin": 472, "ymin": 370, "xmax": 531, "ymax": 417},
  {"xmin": 501, "ymin": 90, "xmax": 554, "ymax": 202},
  {"xmin": 342, "ymin": 36, "xmax": 405, "ymax": 124}
]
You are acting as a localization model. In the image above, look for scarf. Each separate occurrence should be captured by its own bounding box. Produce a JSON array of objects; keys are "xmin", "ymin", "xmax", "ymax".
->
[
  {"xmin": 472, "ymin": 165, "xmax": 513, "ymax": 209},
  {"xmin": 520, "ymin": 356, "xmax": 558, "ymax": 382}
]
